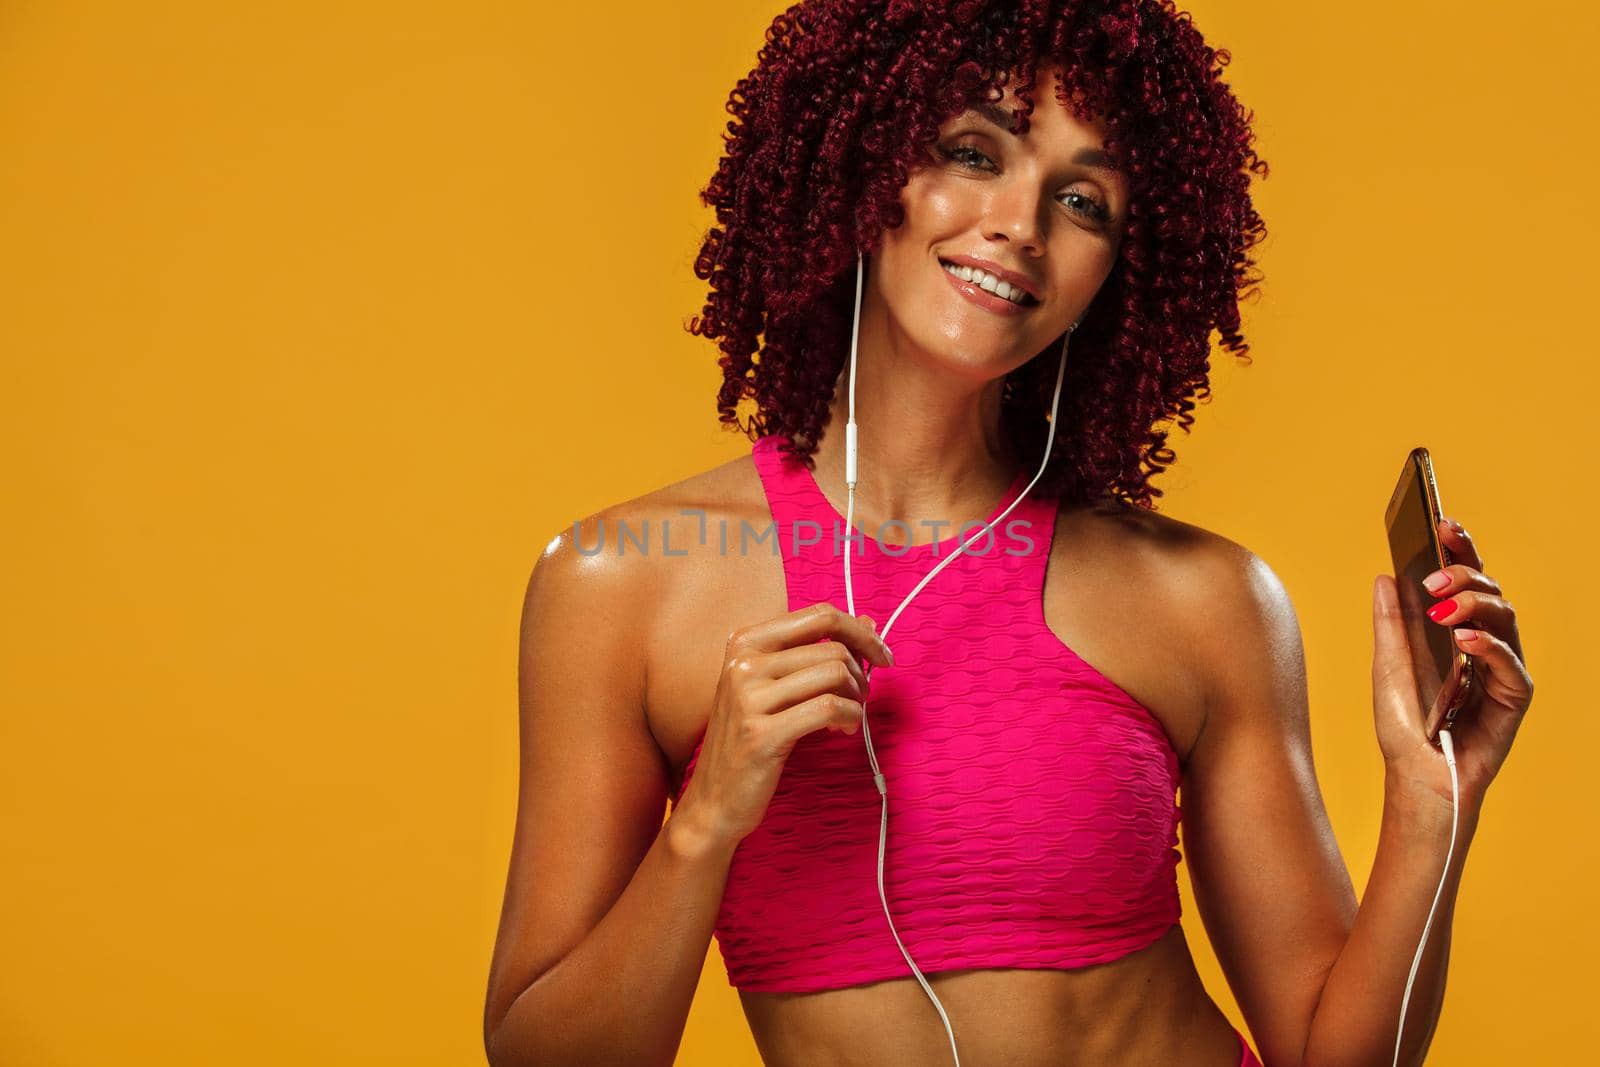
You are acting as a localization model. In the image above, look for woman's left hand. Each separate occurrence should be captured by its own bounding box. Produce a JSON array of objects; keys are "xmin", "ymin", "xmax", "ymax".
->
[{"xmin": 1371, "ymin": 516, "xmax": 1534, "ymax": 814}]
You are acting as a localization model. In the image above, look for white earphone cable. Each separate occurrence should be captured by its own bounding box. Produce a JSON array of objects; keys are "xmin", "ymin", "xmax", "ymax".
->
[
  {"xmin": 1392, "ymin": 726, "xmax": 1459, "ymax": 1067},
  {"xmin": 841, "ymin": 250, "xmax": 1073, "ymax": 1066}
]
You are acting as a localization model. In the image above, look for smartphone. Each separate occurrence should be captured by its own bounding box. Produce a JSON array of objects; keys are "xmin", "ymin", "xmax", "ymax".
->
[{"xmin": 1383, "ymin": 447, "xmax": 1476, "ymax": 744}]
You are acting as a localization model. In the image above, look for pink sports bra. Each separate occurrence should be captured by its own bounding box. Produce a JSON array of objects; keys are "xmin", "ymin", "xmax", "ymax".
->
[{"xmin": 671, "ymin": 433, "xmax": 1183, "ymax": 994}]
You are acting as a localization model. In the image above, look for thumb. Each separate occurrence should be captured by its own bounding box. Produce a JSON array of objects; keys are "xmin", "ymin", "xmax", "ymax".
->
[{"xmin": 1372, "ymin": 573, "xmax": 1424, "ymax": 740}]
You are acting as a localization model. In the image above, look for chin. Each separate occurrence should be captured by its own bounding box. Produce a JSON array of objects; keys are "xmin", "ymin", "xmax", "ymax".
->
[{"xmin": 915, "ymin": 331, "xmax": 1021, "ymax": 382}]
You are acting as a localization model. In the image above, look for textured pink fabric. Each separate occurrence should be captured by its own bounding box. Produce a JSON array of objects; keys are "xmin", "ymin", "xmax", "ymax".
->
[
  {"xmin": 1237, "ymin": 1029, "xmax": 1262, "ymax": 1066},
  {"xmin": 672, "ymin": 433, "xmax": 1183, "ymax": 994}
]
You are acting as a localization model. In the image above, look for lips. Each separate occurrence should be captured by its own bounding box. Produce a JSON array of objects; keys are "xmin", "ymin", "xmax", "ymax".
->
[
  {"xmin": 937, "ymin": 254, "xmax": 1042, "ymax": 303},
  {"xmin": 934, "ymin": 259, "xmax": 1043, "ymax": 308},
  {"xmin": 938, "ymin": 259, "xmax": 1036, "ymax": 317}
]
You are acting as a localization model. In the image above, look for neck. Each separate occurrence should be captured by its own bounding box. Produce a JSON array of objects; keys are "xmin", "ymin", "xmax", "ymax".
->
[{"xmin": 806, "ymin": 329, "xmax": 1022, "ymax": 540}]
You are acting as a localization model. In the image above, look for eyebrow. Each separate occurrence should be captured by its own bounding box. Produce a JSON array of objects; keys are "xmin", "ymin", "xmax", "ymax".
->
[{"xmin": 963, "ymin": 102, "xmax": 1120, "ymax": 172}]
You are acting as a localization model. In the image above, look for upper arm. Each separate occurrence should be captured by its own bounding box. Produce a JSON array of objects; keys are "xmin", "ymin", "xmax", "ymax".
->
[
  {"xmin": 1180, "ymin": 543, "xmax": 1358, "ymax": 1067},
  {"xmin": 482, "ymin": 516, "xmax": 669, "ymax": 1049}
]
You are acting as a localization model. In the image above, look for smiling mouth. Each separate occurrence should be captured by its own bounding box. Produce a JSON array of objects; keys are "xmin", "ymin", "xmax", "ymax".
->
[{"xmin": 937, "ymin": 259, "xmax": 1040, "ymax": 307}]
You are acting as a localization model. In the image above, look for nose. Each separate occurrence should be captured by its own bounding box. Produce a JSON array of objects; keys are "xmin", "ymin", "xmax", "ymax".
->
[{"xmin": 981, "ymin": 180, "xmax": 1045, "ymax": 255}]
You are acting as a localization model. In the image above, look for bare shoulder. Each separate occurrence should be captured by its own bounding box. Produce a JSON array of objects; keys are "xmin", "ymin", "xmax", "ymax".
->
[
  {"xmin": 529, "ymin": 447, "xmax": 784, "ymax": 772},
  {"xmin": 530, "ymin": 448, "xmax": 767, "ymax": 620},
  {"xmin": 1060, "ymin": 497, "xmax": 1214, "ymax": 568},
  {"xmin": 1070, "ymin": 496, "xmax": 1288, "ymax": 621},
  {"xmin": 1054, "ymin": 498, "xmax": 1297, "ymax": 755}
]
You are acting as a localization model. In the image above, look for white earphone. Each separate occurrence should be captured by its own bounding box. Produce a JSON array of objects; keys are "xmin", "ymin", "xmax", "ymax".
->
[{"xmin": 840, "ymin": 249, "xmax": 1073, "ymax": 1066}]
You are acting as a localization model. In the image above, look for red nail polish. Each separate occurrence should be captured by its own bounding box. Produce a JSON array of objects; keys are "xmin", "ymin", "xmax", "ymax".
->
[{"xmin": 1426, "ymin": 597, "xmax": 1457, "ymax": 622}]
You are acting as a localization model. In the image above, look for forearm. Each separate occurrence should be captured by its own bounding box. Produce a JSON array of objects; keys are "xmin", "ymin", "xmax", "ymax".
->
[
  {"xmin": 486, "ymin": 803, "xmax": 739, "ymax": 1067},
  {"xmin": 1301, "ymin": 771, "xmax": 1481, "ymax": 1067}
]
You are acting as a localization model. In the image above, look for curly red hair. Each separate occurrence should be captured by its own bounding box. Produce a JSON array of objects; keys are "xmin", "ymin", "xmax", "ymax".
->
[{"xmin": 686, "ymin": 0, "xmax": 1268, "ymax": 509}]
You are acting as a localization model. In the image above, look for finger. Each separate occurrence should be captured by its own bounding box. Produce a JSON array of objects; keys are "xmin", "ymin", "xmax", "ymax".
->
[
  {"xmin": 754, "ymin": 640, "xmax": 869, "ymax": 692},
  {"xmin": 755, "ymin": 654, "xmax": 868, "ymax": 712},
  {"xmin": 1419, "ymin": 562, "xmax": 1502, "ymax": 599},
  {"xmin": 756, "ymin": 602, "xmax": 893, "ymax": 668},
  {"xmin": 725, "ymin": 603, "xmax": 890, "ymax": 670},
  {"xmin": 1451, "ymin": 626, "xmax": 1534, "ymax": 713},
  {"xmin": 1437, "ymin": 516, "xmax": 1484, "ymax": 572},
  {"xmin": 1422, "ymin": 590, "xmax": 1517, "ymax": 643},
  {"xmin": 778, "ymin": 692, "xmax": 866, "ymax": 740}
]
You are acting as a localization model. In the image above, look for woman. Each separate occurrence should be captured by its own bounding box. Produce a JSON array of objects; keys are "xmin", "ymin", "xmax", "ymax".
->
[{"xmin": 484, "ymin": 2, "xmax": 1534, "ymax": 1065}]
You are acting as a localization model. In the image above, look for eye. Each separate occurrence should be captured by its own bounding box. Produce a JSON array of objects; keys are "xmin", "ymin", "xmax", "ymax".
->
[
  {"xmin": 1060, "ymin": 191, "xmax": 1112, "ymax": 224},
  {"xmin": 937, "ymin": 144, "xmax": 1113, "ymax": 224},
  {"xmin": 941, "ymin": 144, "xmax": 996, "ymax": 171}
]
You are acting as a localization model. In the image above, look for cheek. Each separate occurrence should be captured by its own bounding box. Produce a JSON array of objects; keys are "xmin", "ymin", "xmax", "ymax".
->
[
  {"xmin": 1059, "ymin": 242, "xmax": 1120, "ymax": 295},
  {"xmin": 896, "ymin": 172, "xmax": 970, "ymax": 236}
]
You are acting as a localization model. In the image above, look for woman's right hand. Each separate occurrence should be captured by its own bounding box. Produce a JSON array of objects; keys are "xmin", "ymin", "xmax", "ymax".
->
[{"xmin": 678, "ymin": 602, "xmax": 895, "ymax": 849}]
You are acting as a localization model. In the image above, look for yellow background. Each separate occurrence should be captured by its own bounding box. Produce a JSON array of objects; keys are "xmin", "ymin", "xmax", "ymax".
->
[{"xmin": 1, "ymin": 1, "xmax": 1590, "ymax": 1062}]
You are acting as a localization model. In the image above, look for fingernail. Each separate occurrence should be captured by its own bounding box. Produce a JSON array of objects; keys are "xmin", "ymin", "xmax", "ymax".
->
[
  {"xmin": 1448, "ymin": 518, "xmax": 1464, "ymax": 534},
  {"xmin": 1422, "ymin": 570, "xmax": 1449, "ymax": 593},
  {"xmin": 1426, "ymin": 597, "xmax": 1458, "ymax": 622},
  {"xmin": 1455, "ymin": 628, "xmax": 1481, "ymax": 643},
  {"xmin": 883, "ymin": 642, "xmax": 895, "ymax": 666}
]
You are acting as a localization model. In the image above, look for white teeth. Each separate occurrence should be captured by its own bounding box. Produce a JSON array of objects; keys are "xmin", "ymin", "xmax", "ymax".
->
[{"xmin": 941, "ymin": 261, "xmax": 1031, "ymax": 305}]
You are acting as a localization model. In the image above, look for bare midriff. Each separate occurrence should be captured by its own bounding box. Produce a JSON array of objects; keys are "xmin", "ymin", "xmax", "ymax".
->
[{"xmin": 737, "ymin": 924, "xmax": 1244, "ymax": 1067}]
